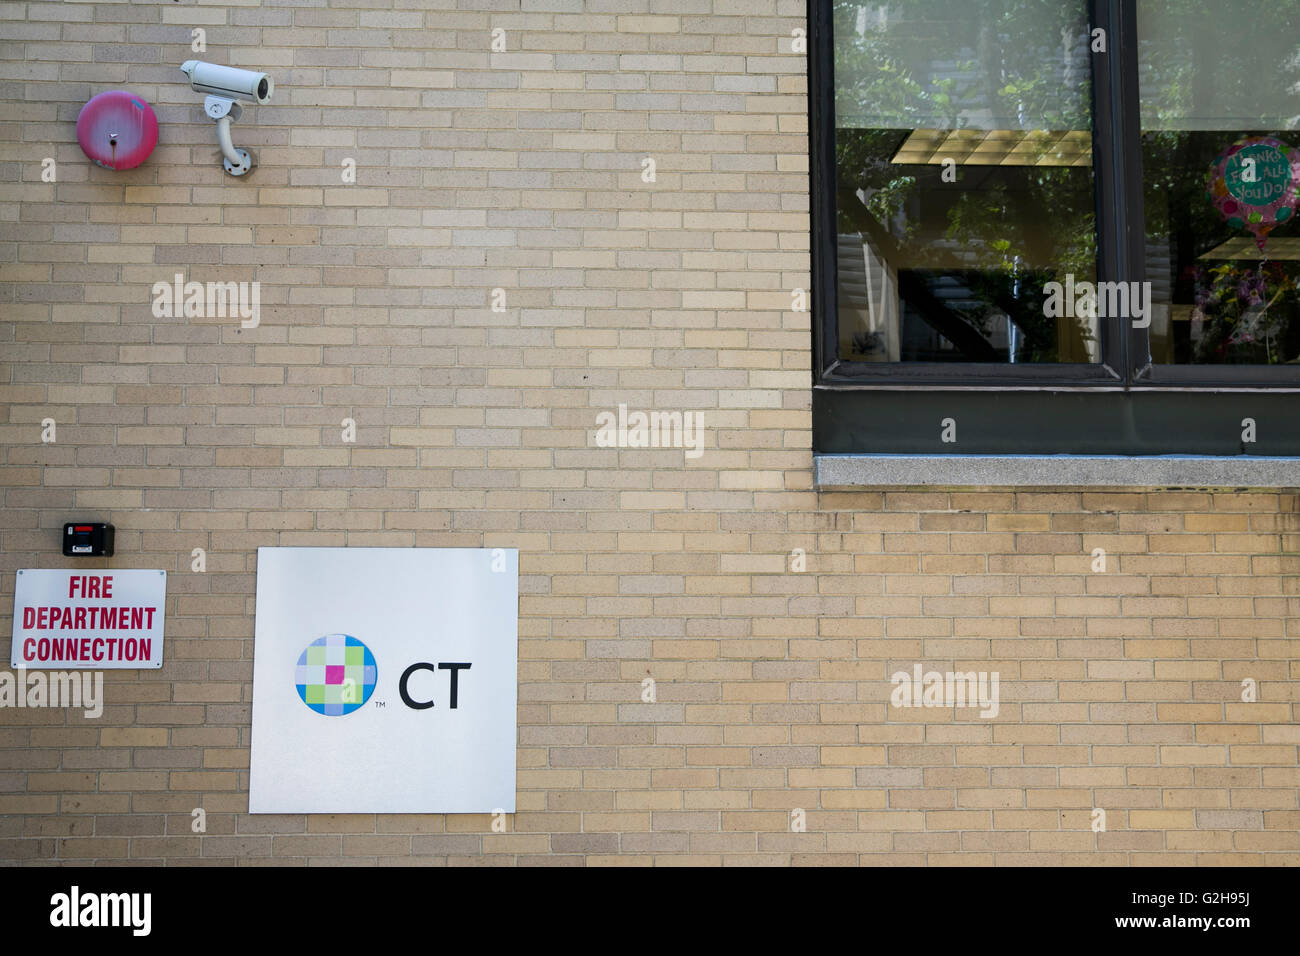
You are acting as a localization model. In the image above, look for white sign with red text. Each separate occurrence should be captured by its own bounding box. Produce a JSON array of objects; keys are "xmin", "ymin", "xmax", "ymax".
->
[{"xmin": 10, "ymin": 569, "xmax": 166, "ymax": 669}]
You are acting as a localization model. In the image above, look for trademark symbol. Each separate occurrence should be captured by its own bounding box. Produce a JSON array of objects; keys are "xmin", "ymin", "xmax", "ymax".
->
[{"xmin": 372, "ymin": 700, "xmax": 385, "ymax": 708}]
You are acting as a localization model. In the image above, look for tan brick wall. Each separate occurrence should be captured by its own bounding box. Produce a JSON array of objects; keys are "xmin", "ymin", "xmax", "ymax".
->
[{"xmin": 2, "ymin": 1, "xmax": 1298, "ymax": 865}]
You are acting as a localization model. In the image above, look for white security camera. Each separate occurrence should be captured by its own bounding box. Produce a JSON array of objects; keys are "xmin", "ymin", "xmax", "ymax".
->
[
  {"xmin": 180, "ymin": 60, "xmax": 275, "ymax": 176},
  {"xmin": 181, "ymin": 60, "xmax": 273, "ymax": 105}
]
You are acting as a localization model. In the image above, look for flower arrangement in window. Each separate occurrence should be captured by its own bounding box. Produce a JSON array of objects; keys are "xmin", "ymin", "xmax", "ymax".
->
[{"xmin": 1189, "ymin": 261, "xmax": 1300, "ymax": 363}]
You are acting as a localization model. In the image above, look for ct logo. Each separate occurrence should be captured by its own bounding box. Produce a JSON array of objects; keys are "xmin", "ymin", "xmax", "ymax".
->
[{"xmin": 294, "ymin": 634, "xmax": 377, "ymax": 716}]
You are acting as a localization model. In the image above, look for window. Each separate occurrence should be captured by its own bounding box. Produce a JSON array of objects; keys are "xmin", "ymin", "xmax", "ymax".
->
[
  {"xmin": 811, "ymin": 0, "xmax": 1300, "ymax": 461},
  {"xmin": 1139, "ymin": 3, "xmax": 1300, "ymax": 373}
]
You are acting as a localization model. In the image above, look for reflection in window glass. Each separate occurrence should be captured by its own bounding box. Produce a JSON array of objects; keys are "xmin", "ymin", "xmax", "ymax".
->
[
  {"xmin": 834, "ymin": 1, "xmax": 1099, "ymax": 365},
  {"xmin": 1140, "ymin": 0, "xmax": 1300, "ymax": 365}
]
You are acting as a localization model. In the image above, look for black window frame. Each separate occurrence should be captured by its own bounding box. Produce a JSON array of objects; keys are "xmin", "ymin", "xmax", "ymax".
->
[{"xmin": 810, "ymin": 0, "xmax": 1300, "ymax": 457}]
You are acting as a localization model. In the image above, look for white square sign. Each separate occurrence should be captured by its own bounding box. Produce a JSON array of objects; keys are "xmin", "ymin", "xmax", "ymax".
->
[{"xmin": 249, "ymin": 547, "xmax": 518, "ymax": 814}]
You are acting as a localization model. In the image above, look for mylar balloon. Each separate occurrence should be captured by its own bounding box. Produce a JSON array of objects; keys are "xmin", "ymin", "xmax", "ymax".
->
[
  {"xmin": 1205, "ymin": 135, "xmax": 1300, "ymax": 251},
  {"xmin": 76, "ymin": 91, "xmax": 159, "ymax": 170}
]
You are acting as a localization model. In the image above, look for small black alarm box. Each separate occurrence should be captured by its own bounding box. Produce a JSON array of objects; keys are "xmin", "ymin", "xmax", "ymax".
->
[{"xmin": 63, "ymin": 522, "xmax": 114, "ymax": 557}]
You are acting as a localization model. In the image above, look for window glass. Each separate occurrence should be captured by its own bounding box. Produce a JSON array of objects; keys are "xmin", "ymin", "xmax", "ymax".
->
[
  {"xmin": 833, "ymin": 0, "xmax": 1099, "ymax": 364},
  {"xmin": 1140, "ymin": 0, "xmax": 1300, "ymax": 365}
]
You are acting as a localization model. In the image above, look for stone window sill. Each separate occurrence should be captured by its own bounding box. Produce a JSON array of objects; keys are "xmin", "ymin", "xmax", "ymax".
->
[{"xmin": 814, "ymin": 455, "xmax": 1300, "ymax": 489}]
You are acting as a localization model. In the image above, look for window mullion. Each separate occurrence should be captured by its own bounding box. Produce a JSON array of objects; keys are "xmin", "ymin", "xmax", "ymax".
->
[
  {"xmin": 1089, "ymin": 0, "xmax": 1146, "ymax": 384},
  {"xmin": 1117, "ymin": 0, "xmax": 1149, "ymax": 381}
]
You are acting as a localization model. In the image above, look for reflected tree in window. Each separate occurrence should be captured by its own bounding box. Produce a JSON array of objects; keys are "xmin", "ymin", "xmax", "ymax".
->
[{"xmin": 832, "ymin": 0, "xmax": 1099, "ymax": 365}]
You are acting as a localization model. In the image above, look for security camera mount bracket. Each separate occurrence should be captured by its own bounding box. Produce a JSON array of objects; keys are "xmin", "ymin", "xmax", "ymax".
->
[{"xmin": 203, "ymin": 95, "xmax": 251, "ymax": 176}]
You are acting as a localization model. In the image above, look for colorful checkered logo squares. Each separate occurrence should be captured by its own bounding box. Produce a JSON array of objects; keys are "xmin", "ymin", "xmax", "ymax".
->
[{"xmin": 294, "ymin": 634, "xmax": 377, "ymax": 716}]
